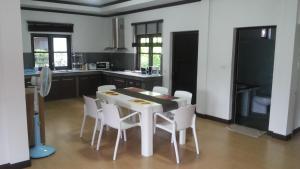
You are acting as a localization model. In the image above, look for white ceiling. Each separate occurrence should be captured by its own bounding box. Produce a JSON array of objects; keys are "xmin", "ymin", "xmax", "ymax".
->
[{"xmin": 20, "ymin": 0, "xmax": 195, "ymax": 16}]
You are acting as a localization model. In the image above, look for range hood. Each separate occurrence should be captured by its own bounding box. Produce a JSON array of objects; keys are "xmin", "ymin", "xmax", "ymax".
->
[{"xmin": 105, "ymin": 17, "xmax": 126, "ymax": 51}]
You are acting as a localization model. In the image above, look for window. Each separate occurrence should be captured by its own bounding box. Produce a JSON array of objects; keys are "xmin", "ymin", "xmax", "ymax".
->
[
  {"xmin": 132, "ymin": 20, "xmax": 163, "ymax": 70},
  {"xmin": 137, "ymin": 35, "xmax": 162, "ymax": 69},
  {"xmin": 32, "ymin": 34, "xmax": 71, "ymax": 69}
]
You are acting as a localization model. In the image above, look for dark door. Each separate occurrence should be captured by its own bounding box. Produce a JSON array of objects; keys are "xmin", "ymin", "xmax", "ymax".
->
[
  {"xmin": 232, "ymin": 26, "xmax": 276, "ymax": 131},
  {"xmin": 172, "ymin": 31, "xmax": 198, "ymax": 104}
]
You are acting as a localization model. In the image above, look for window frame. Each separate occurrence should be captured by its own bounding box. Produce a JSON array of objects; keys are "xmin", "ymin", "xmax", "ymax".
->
[
  {"xmin": 136, "ymin": 33, "xmax": 162, "ymax": 70},
  {"xmin": 31, "ymin": 33, "xmax": 72, "ymax": 70}
]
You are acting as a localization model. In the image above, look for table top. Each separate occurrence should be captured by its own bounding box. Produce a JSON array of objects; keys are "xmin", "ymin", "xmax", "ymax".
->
[{"xmin": 97, "ymin": 87, "xmax": 186, "ymax": 113}]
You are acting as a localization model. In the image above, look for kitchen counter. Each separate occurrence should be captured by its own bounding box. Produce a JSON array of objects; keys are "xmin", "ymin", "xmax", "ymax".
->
[
  {"xmin": 101, "ymin": 70, "xmax": 162, "ymax": 78},
  {"xmin": 24, "ymin": 69, "xmax": 162, "ymax": 80},
  {"xmin": 24, "ymin": 69, "xmax": 162, "ymax": 100},
  {"xmin": 25, "ymin": 69, "xmax": 103, "ymax": 77}
]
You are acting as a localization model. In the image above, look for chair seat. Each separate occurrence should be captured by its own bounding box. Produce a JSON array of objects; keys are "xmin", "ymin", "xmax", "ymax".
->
[
  {"xmin": 156, "ymin": 121, "xmax": 173, "ymax": 133},
  {"xmin": 160, "ymin": 111, "xmax": 174, "ymax": 119},
  {"xmin": 121, "ymin": 119, "xmax": 140, "ymax": 130}
]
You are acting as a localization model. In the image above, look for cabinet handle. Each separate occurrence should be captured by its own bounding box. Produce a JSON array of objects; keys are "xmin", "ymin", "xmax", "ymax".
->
[
  {"xmin": 114, "ymin": 79, "xmax": 125, "ymax": 83},
  {"xmin": 62, "ymin": 78, "xmax": 74, "ymax": 81},
  {"xmin": 52, "ymin": 79, "xmax": 59, "ymax": 82}
]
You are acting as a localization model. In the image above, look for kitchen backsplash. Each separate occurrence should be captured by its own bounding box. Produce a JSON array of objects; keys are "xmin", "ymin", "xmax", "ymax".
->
[
  {"xmin": 23, "ymin": 52, "xmax": 34, "ymax": 69},
  {"xmin": 23, "ymin": 52, "xmax": 135, "ymax": 70}
]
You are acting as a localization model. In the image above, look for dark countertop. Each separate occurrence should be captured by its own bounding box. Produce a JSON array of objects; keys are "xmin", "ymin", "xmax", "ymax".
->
[
  {"xmin": 101, "ymin": 70, "xmax": 162, "ymax": 81},
  {"xmin": 24, "ymin": 69, "xmax": 162, "ymax": 81}
]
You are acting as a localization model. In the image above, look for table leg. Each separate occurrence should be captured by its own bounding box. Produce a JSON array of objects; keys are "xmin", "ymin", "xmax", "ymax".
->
[
  {"xmin": 179, "ymin": 129, "xmax": 186, "ymax": 145},
  {"xmin": 141, "ymin": 110, "xmax": 153, "ymax": 156}
]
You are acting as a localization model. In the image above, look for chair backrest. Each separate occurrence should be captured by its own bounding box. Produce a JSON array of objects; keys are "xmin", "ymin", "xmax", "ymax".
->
[
  {"xmin": 173, "ymin": 104, "xmax": 196, "ymax": 130},
  {"xmin": 83, "ymin": 95, "xmax": 98, "ymax": 119},
  {"xmin": 101, "ymin": 102, "xmax": 121, "ymax": 129},
  {"xmin": 174, "ymin": 90, "xmax": 192, "ymax": 105},
  {"xmin": 97, "ymin": 85, "xmax": 116, "ymax": 104},
  {"xmin": 153, "ymin": 86, "xmax": 169, "ymax": 95},
  {"xmin": 98, "ymin": 85, "xmax": 116, "ymax": 92}
]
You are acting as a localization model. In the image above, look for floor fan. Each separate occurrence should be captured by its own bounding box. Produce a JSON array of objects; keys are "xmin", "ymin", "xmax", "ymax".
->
[{"xmin": 30, "ymin": 66, "xmax": 56, "ymax": 158}]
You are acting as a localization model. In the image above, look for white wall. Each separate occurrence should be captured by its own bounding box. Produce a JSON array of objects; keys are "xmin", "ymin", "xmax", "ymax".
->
[
  {"xmin": 206, "ymin": 0, "xmax": 299, "ymax": 136},
  {"xmin": 293, "ymin": 24, "xmax": 300, "ymax": 130},
  {"xmin": 18, "ymin": 0, "xmax": 300, "ymax": 137},
  {"xmin": 206, "ymin": 0, "xmax": 282, "ymax": 120},
  {"xmin": 0, "ymin": 0, "xmax": 30, "ymax": 165},
  {"xmin": 268, "ymin": 0, "xmax": 298, "ymax": 135},
  {"xmin": 121, "ymin": 0, "xmax": 299, "ymax": 135},
  {"xmin": 293, "ymin": 1, "xmax": 300, "ymax": 130},
  {"xmin": 206, "ymin": 0, "xmax": 299, "ymax": 135},
  {"xmin": 21, "ymin": 10, "xmax": 112, "ymax": 53},
  {"xmin": 121, "ymin": 1, "xmax": 210, "ymax": 114}
]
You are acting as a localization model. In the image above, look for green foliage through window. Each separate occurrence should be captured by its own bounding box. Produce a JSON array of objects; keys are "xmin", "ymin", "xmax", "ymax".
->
[
  {"xmin": 32, "ymin": 34, "xmax": 71, "ymax": 69},
  {"xmin": 137, "ymin": 35, "xmax": 162, "ymax": 71}
]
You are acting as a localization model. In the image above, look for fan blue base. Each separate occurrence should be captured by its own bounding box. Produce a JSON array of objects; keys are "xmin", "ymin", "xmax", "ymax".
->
[
  {"xmin": 30, "ymin": 145, "xmax": 56, "ymax": 159},
  {"xmin": 30, "ymin": 113, "xmax": 56, "ymax": 159}
]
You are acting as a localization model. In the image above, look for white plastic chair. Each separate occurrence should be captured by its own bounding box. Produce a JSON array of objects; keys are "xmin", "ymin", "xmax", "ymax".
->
[
  {"xmin": 96, "ymin": 102, "xmax": 140, "ymax": 160},
  {"xmin": 154, "ymin": 90, "xmax": 193, "ymax": 130},
  {"xmin": 174, "ymin": 90, "xmax": 193, "ymax": 105},
  {"xmin": 96, "ymin": 85, "xmax": 116, "ymax": 105},
  {"xmin": 154, "ymin": 104, "xmax": 199, "ymax": 164},
  {"xmin": 80, "ymin": 96, "xmax": 102, "ymax": 147},
  {"xmin": 153, "ymin": 86, "xmax": 169, "ymax": 95},
  {"xmin": 98, "ymin": 85, "xmax": 116, "ymax": 92}
]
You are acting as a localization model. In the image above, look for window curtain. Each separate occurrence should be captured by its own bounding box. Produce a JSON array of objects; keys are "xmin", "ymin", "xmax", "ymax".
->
[{"xmin": 131, "ymin": 20, "xmax": 163, "ymax": 47}]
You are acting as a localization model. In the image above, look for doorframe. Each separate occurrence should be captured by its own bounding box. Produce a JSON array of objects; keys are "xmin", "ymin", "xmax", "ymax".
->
[
  {"xmin": 230, "ymin": 25, "xmax": 277, "ymax": 126},
  {"xmin": 171, "ymin": 30, "xmax": 199, "ymax": 101}
]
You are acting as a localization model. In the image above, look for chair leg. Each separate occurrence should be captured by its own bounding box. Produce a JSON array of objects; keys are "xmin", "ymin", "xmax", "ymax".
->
[
  {"xmin": 123, "ymin": 130, "xmax": 127, "ymax": 142},
  {"xmin": 91, "ymin": 118, "xmax": 99, "ymax": 146},
  {"xmin": 113, "ymin": 129, "xmax": 121, "ymax": 160},
  {"xmin": 171, "ymin": 132, "xmax": 175, "ymax": 143},
  {"xmin": 153, "ymin": 115, "xmax": 157, "ymax": 134},
  {"xmin": 192, "ymin": 127, "xmax": 200, "ymax": 155},
  {"xmin": 96, "ymin": 123, "xmax": 104, "ymax": 151},
  {"xmin": 172, "ymin": 131, "xmax": 180, "ymax": 164},
  {"xmin": 80, "ymin": 115, "xmax": 86, "ymax": 138}
]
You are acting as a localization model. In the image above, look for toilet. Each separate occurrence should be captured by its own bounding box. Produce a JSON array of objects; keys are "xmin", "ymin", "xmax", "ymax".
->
[{"xmin": 251, "ymin": 96, "xmax": 271, "ymax": 114}]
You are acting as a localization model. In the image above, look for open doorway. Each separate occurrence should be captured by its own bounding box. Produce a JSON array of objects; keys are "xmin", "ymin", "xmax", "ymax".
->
[
  {"xmin": 172, "ymin": 31, "xmax": 198, "ymax": 104},
  {"xmin": 232, "ymin": 26, "xmax": 276, "ymax": 131}
]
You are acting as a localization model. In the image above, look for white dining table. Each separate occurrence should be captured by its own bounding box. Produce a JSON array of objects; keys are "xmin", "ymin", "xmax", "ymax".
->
[{"xmin": 97, "ymin": 88, "xmax": 187, "ymax": 157}]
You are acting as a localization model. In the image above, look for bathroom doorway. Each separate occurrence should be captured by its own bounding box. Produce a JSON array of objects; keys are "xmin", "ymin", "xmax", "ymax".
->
[{"xmin": 232, "ymin": 26, "xmax": 276, "ymax": 131}]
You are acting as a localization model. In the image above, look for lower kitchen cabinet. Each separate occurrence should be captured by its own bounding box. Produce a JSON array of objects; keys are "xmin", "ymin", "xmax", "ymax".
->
[
  {"xmin": 102, "ymin": 74, "xmax": 161, "ymax": 90},
  {"xmin": 25, "ymin": 71, "xmax": 162, "ymax": 101},
  {"xmin": 45, "ymin": 76, "xmax": 76, "ymax": 101},
  {"xmin": 60, "ymin": 77, "xmax": 77, "ymax": 99},
  {"xmin": 44, "ymin": 75, "xmax": 101, "ymax": 101},
  {"xmin": 112, "ymin": 77, "xmax": 126, "ymax": 88},
  {"xmin": 45, "ymin": 77, "xmax": 62, "ymax": 101},
  {"xmin": 126, "ymin": 79, "xmax": 142, "ymax": 88},
  {"xmin": 79, "ymin": 75, "xmax": 101, "ymax": 96}
]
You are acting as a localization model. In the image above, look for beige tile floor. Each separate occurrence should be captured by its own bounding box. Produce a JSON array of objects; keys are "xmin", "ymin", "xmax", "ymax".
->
[{"xmin": 27, "ymin": 98, "xmax": 300, "ymax": 169}]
